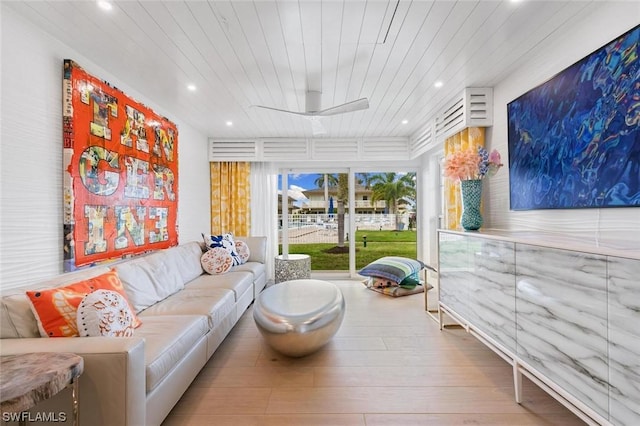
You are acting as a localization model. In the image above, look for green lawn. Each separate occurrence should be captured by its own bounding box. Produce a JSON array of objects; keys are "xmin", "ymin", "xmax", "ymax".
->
[{"xmin": 282, "ymin": 230, "xmax": 417, "ymax": 270}]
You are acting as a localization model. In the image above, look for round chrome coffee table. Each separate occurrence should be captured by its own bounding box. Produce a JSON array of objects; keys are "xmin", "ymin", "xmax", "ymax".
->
[{"xmin": 253, "ymin": 279, "xmax": 345, "ymax": 357}]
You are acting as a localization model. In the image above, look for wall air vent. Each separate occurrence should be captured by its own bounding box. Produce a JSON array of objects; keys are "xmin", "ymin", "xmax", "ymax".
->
[
  {"xmin": 409, "ymin": 120, "xmax": 435, "ymax": 159},
  {"xmin": 209, "ymin": 140, "xmax": 257, "ymax": 161},
  {"xmin": 262, "ymin": 139, "xmax": 309, "ymax": 160},
  {"xmin": 434, "ymin": 88, "xmax": 493, "ymax": 141},
  {"xmin": 362, "ymin": 138, "xmax": 410, "ymax": 159},
  {"xmin": 312, "ymin": 139, "xmax": 359, "ymax": 160},
  {"xmin": 209, "ymin": 137, "xmax": 412, "ymax": 162},
  {"xmin": 435, "ymin": 98, "xmax": 464, "ymax": 138}
]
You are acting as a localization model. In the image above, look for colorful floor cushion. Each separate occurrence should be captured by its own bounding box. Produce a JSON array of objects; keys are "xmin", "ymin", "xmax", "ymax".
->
[
  {"xmin": 359, "ymin": 256, "xmax": 425, "ymax": 283},
  {"xmin": 362, "ymin": 278, "xmax": 431, "ymax": 297},
  {"xmin": 366, "ymin": 275, "xmax": 425, "ymax": 289}
]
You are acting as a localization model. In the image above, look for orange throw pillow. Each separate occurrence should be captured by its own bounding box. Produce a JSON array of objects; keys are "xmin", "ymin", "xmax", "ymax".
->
[{"xmin": 26, "ymin": 270, "xmax": 141, "ymax": 337}]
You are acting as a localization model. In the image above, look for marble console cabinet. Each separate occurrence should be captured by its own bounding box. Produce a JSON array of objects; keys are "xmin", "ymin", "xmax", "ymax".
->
[{"xmin": 438, "ymin": 230, "xmax": 639, "ymax": 426}]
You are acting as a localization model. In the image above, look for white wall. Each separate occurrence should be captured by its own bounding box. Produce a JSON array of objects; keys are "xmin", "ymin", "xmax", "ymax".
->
[
  {"xmin": 486, "ymin": 2, "xmax": 640, "ymax": 243},
  {"xmin": 0, "ymin": 6, "xmax": 210, "ymax": 289},
  {"xmin": 416, "ymin": 2, "xmax": 639, "ymax": 258}
]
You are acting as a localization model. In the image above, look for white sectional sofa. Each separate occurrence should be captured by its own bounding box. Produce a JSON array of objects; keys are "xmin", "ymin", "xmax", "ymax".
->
[{"xmin": 0, "ymin": 236, "xmax": 267, "ymax": 426}]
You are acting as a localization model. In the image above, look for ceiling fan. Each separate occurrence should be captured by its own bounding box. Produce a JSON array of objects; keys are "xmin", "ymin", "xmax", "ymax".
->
[{"xmin": 251, "ymin": 91, "xmax": 369, "ymax": 136}]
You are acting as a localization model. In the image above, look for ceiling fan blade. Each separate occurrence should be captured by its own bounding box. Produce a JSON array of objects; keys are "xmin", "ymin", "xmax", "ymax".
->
[
  {"xmin": 251, "ymin": 96, "xmax": 369, "ymax": 121},
  {"xmin": 315, "ymin": 98, "xmax": 369, "ymax": 116},
  {"xmin": 250, "ymin": 104, "xmax": 310, "ymax": 117},
  {"xmin": 309, "ymin": 117, "xmax": 327, "ymax": 136}
]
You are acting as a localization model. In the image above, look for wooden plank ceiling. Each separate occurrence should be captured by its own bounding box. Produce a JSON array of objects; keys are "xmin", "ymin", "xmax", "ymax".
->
[{"xmin": 6, "ymin": 0, "xmax": 607, "ymax": 140}]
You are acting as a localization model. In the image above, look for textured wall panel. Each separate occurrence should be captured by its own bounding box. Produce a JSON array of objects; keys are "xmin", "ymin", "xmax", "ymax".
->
[{"xmin": 1, "ymin": 9, "xmax": 210, "ymax": 289}]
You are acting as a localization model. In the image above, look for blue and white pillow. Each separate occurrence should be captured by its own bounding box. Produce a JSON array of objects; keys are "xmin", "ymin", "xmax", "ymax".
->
[{"xmin": 202, "ymin": 233, "xmax": 242, "ymax": 266}]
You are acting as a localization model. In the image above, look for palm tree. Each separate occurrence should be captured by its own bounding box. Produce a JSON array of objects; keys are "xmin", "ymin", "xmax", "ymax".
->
[
  {"xmin": 315, "ymin": 173, "xmax": 348, "ymax": 250},
  {"xmin": 369, "ymin": 172, "xmax": 416, "ymax": 230},
  {"xmin": 356, "ymin": 172, "xmax": 375, "ymax": 189},
  {"xmin": 336, "ymin": 173, "xmax": 348, "ymax": 248}
]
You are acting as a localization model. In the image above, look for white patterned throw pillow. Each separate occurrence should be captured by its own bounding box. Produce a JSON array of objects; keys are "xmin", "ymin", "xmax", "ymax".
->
[
  {"xmin": 234, "ymin": 240, "xmax": 250, "ymax": 264},
  {"xmin": 202, "ymin": 233, "xmax": 242, "ymax": 266},
  {"xmin": 76, "ymin": 290, "xmax": 135, "ymax": 337},
  {"xmin": 201, "ymin": 247, "xmax": 234, "ymax": 275}
]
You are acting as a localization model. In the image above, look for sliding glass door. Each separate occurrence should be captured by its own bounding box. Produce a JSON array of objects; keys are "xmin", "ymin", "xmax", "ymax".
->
[
  {"xmin": 278, "ymin": 168, "xmax": 418, "ymax": 275},
  {"xmin": 352, "ymin": 171, "xmax": 417, "ymax": 271},
  {"xmin": 279, "ymin": 170, "xmax": 350, "ymax": 272}
]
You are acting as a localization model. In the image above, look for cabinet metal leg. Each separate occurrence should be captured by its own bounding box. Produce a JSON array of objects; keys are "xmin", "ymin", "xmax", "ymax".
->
[
  {"xmin": 513, "ymin": 361, "xmax": 523, "ymax": 404},
  {"xmin": 71, "ymin": 379, "xmax": 80, "ymax": 426}
]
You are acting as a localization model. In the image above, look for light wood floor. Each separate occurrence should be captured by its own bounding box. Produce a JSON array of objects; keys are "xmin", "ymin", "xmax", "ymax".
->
[{"xmin": 162, "ymin": 280, "xmax": 586, "ymax": 426}]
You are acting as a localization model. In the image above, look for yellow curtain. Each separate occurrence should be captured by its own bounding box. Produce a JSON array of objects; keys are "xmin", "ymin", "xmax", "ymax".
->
[
  {"xmin": 210, "ymin": 162, "xmax": 251, "ymax": 236},
  {"xmin": 444, "ymin": 127, "xmax": 485, "ymax": 230}
]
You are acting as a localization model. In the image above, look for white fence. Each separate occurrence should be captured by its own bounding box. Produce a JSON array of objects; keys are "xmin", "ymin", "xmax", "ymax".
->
[{"xmin": 278, "ymin": 214, "xmax": 409, "ymax": 244}]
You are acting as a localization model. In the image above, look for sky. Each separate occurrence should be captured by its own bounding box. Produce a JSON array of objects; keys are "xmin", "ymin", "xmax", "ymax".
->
[{"xmin": 278, "ymin": 173, "xmax": 321, "ymax": 202}]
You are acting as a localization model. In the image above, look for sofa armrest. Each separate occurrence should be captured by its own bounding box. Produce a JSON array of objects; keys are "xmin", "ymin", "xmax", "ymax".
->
[
  {"xmin": 237, "ymin": 236, "xmax": 267, "ymax": 264},
  {"xmin": 1, "ymin": 337, "xmax": 146, "ymax": 426}
]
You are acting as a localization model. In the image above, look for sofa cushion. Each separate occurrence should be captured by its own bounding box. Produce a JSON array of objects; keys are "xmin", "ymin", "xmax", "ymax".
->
[
  {"xmin": 236, "ymin": 236, "xmax": 267, "ymax": 264},
  {"xmin": 139, "ymin": 288, "xmax": 235, "ymax": 329},
  {"xmin": 163, "ymin": 242, "xmax": 204, "ymax": 284},
  {"xmin": 133, "ymin": 315, "xmax": 209, "ymax": 392},
  {"xmin": 0, "ymin": 266, "xmax": 111, "ymax": 338},
  {"xmin": 144, "ymin": 251, "xmax": 185, "ymax": 294},
  {"xmin": 1, "ymin": 293, "xmax": 46, "ymax": 338},
  {"xmin": 231, "ymin": 261, "xmax": 265, "ymax": 281},
  {"xmin": 113, "ymin": 260, "xmax": 160, "ymax": 313},
  {"xmin": 185, "ymin": 271, "xmax": 253, "ymax": 302},
  {"xmin": 114, "ymin": 250, "xmax": 184, "ymax": 313}
]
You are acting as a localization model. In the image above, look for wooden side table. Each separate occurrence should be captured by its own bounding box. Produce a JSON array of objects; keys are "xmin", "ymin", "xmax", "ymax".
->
[
  {"xmin": 1, "ymin": 352, "xmax": 84, "ymax": 425},
  {"xmin": 274, "ymin": 254, "xmax": 311, "ymax": 283}
]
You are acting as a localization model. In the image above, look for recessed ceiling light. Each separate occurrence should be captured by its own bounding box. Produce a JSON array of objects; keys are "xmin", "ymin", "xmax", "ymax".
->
[
  {"xmin": 402, "ymin": 119, "xmax": 408, "ymax": 125},
  {"xmin": 226, "ymin": 121, "xmax": 233, "ymax": 126},
  {"xmin": 187, "ymin": 84, "xmax": 197, "ymax": 91},
  {"xmin": 97, "ymin": 1, "xmax": 113, "ymax": 11},
  {"xmin": 434, "ymin": 81, "xmax": 443, "ymax": 88}
]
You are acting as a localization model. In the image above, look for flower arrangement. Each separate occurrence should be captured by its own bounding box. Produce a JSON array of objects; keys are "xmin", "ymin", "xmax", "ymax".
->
[{"xmin": 443, "ymin": 146, "xmax": 503, "ymax": 181}]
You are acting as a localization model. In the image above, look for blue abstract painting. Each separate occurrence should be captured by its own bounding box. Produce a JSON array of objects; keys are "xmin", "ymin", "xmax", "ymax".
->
[{"xmin": 508, "ymin": 25, "xmax": 640, "ymax": 210}]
